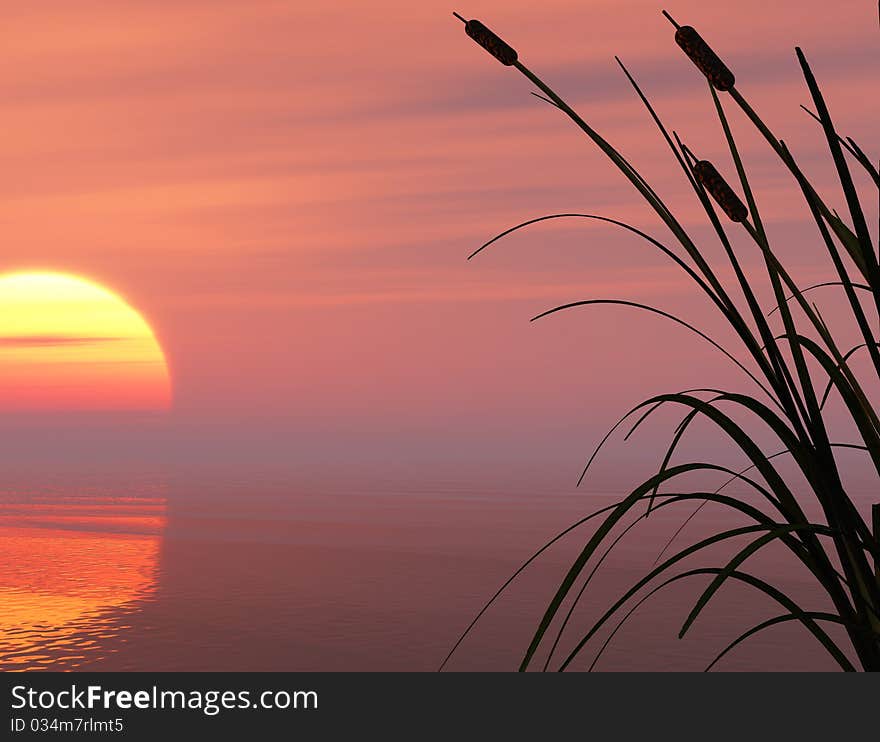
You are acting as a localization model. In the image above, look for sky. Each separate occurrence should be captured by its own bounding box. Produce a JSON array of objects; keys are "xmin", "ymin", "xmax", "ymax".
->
[{"xmin": 1, "ymin": 0, "xmax": 877, "ymax": 473}]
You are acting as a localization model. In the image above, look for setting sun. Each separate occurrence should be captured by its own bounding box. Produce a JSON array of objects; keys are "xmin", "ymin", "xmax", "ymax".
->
[{"xmin": 0, "ymin": 272, "xmax": 171, "ymax": 411}]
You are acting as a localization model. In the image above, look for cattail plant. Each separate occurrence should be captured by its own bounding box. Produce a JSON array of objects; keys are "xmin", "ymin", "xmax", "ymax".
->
[
  {"xmin": 444, "ymin": 9, "xmax": 880, "ymax": 671},
  {"xmin": 453, "ymin": 12, "xmax": 518, "ymax": 65},
  {"xmin": 664, "ymin": 11, "xmax": 735, "ymax": 92},
  {"xmin": 693, "ymin": 161, "xmax": 748, "ymax": 222}
]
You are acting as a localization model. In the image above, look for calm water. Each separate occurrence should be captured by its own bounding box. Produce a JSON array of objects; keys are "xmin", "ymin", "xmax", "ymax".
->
[{"xmin": 0, "ymin": 468, "xmax": 850, "ymax": 671}]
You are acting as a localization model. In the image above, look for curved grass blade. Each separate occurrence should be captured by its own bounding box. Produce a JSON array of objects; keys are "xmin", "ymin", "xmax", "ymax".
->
[
  {"xmin": 522, "ymin": 390, "xmax": 861, "ymax": 669},
  {"xmin": 768, "ymin": 281, "xmax": 872, "ymax": 316},
  {"xmin": 679, "ymin": 523, "xmax": 837, "ymax": 639},
  {"xmin": 624, "ymin": 388, "xmax": 724, "ymax": 443},
  {"xmin": 587, "ymin": 567, "xmax": 858, "ymax": 674},
  {"xmin": 441, "ymin": 484, "xmax": 789, "ymax": 671},
  {"xmin": 820, "ymin": 344, "xmax": 880, "ymax": 409},
  {"xmin": 556, "ymin": 556, "xmax": 855, "ymax": 671},
  {"xmin": 467, "ymin": 213, "xmax": 721, "ymax": 311},
  {"xmin": 542, "ymin": 486, "xmax": 819, "ymax": 671},
  {"xmin": 646, "ymin": 407, "xmax": 703, "ymax": 513},
  {"xmin": 519, "ymin": 430, "xmax": 817, "ymax": 672},
  {"xmin": 705, "ymin": 612, "xmax": 848, "ymax": 671},
  {"xmin": 796, "ymin": 334, "xmax": 880, "ymax": 479},
  {"xmin": 437, "ymin": 497, "xmax": 628, "ymax": 671},
  {"xmin": 519, "ymin": 465, "xmax": 757, "ymax": 670},
  {"xmin": 654, "ymin": 443, "xmax": 870, "ymax": 566},
  {"xmin": 579, "ymin": 388, "xmax": 729, "ymax": 488},
  {"xmin": 532, "ymin": 299, "xmax": 773, "ymax": 400}
]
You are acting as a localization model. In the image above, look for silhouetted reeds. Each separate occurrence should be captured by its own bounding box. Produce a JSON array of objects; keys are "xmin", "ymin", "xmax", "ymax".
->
[{"xmin": 444, "ymin": 10, "xmax": 880, "ymax": 671}]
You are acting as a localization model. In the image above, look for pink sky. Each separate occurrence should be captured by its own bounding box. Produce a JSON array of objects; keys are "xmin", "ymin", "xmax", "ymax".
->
[{"xmin": 1, "ymin": 0, "xmax": 877, "ymax": 471}]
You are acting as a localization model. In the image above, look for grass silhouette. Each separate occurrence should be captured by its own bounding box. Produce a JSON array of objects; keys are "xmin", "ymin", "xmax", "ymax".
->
[{"xmin": 445, "ymin": 10, "xmax": 880, "ymax": 671}]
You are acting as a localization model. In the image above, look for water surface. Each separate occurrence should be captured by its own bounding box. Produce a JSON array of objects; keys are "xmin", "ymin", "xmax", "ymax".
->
[{"xmin": 0, "ymin": 468, "xmax": 851, "ymax": 671}]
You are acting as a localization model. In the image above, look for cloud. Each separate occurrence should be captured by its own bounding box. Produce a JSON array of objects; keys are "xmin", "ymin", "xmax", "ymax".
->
[{"xmin": 0, "ymin": 335, "xmax": 125, "ymax": 348}]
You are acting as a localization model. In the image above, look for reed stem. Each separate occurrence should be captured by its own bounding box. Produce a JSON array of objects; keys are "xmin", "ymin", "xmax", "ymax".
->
[{"xmin": 874, "ymin": 504, "xmax": 880, "ymax": 580}]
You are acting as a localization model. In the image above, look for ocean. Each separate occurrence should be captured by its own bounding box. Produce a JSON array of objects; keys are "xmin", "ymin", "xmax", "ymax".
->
[{"xmin": 0, "ymin": 467, "xmax": 850, "ymax": 671}]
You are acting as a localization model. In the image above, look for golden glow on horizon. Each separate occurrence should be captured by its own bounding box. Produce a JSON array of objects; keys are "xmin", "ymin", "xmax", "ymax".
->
[{"xmin": 0, "ymin": 272, "xmax": 171, "ymax": 411}]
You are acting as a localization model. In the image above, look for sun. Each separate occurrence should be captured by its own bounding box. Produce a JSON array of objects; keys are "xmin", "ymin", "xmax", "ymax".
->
[{"xmin": 0, "ymin": 271, "xmax": 171, "ymax": 411}]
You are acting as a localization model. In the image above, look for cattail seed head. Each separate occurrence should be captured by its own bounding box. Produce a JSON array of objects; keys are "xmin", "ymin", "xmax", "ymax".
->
[
  {"xmin": 460, "ymin": 17, "xmax": 518, "ymax": 66},
  {"xmin": 694, "ymin": 160, "xmax": 748, "ymax": 222},
  {"xmin": 675, "ymin": 26, "xmax": 735, "ymax": 91}
]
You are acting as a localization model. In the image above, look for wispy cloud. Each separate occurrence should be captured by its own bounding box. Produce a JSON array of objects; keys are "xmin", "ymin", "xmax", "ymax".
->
[
  {"xmin": 0, "ymin": 335, "xmax": 125, "ymax": 348},
  {"xmin": 0, "ymin": 0, "xmax": 874, "ymax": 441}
]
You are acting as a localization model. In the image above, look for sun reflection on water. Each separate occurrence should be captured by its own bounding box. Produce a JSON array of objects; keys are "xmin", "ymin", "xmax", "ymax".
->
[{"xmin": 0, "ymin": 491, "xmax": 166, "ymax": 670}]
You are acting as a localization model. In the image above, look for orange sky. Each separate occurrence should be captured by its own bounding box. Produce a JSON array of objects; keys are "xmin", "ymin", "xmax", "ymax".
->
[{"xmin": 1, "ymin": 1, "xmax": 877, "ymax": 468}]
